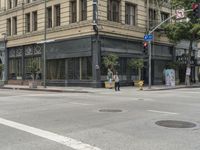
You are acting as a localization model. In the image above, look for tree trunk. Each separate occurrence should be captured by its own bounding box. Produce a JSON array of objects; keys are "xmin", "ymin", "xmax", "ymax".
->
[
  {"xmin": 185, "ymin": 40, "xmax": 193, "ymax": 86},
  {"xmin": 138, "ymin": 68, "xmax": 141, "ymax": 81}
]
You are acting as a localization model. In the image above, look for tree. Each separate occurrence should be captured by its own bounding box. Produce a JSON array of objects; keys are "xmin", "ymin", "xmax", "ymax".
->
[
  {"xmin": 163, "ymin": 0, "xmax": 200, "ymax": 86},
  {"xmin": 128, "ymin": 59, "xmax": 144, "ymax": 81},
  {"xmin": 30, "ymin": 59, "xmax": 38, "ymax": 81},
  {"xmin": 102, "ymin": 54, "xmax": 119, "ymax": 72}
]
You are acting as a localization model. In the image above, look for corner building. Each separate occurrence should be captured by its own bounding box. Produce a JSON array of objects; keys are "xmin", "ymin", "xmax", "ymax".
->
[{"xmin": 0, "ymin": 0, "xmax": 174, "ymax": 87}]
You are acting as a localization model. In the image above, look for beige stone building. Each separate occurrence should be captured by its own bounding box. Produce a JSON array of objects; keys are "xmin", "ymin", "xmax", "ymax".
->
[{"xmin": 0, "ymin": 0, "xmax": 174, "ymax": 87}]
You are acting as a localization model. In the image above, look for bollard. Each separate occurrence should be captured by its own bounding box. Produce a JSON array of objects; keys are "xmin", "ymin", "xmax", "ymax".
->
[{"xmin": 138, "ymin": 80, "xmax": 144, "ymax": 90}]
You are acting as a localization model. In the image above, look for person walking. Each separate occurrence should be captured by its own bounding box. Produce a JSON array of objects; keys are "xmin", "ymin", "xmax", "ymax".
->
[{"xmin": 114, "ymin": 72, "xmax": 120, "ymax": 91}]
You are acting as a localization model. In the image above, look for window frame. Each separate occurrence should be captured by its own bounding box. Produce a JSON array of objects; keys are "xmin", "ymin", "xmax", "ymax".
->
[
  {"xmin": 54, "ymin": 4, "xmax": 61, "ymax": 27},
  {"xmin": 47, "ymin": 6, "xmax": 53, "ymax": 28},
  {"xmin": 25, "ymin": 13, "xmax": 31, "ymax": 33},
  {"xmin": 125, "ymin": 3, "xmax": 137, "ymax": 26},
  {"xmin": 70, "ymin": 0, "xmax": 77, "ymax": 23},
  {"xmin": 107, "ymin": 0, "xmax": 120, "ymax": 22},
  {"xmin": 7, "ymin": 18, "xmax": 11, "ymax": 36},
  {"xmin": 80, "ymin": 0, "xmax": 87, "ymax": 21},
  {"xmin": 12, "ymin": 16, "xmax": 17, "ymax": 35},
  {"xmin": 32, "ymin": 11, "xmax": 38, "ymax": 31}
]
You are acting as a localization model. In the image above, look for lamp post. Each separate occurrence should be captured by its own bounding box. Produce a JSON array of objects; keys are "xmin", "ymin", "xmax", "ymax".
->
[{"xmin": 43, "ymin": 0, "xmax": 47, "ymax": 88}]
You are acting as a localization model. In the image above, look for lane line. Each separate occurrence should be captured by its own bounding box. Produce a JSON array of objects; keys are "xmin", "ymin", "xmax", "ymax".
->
[
  {"xmin": 69, "ymin": 102, "xmax": 93, "ymax": 106},
  {"xmin": 147, "ymin": 110, "xmax": 178, "ymax": 115},
  {"xmin": 0, "ymin": 117, "xmax": 101, "ymax": 150}
]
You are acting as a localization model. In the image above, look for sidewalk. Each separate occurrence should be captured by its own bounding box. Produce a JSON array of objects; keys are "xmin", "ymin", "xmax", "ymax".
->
[
  {"xmin": 1, "ymin": 83, "xmax": 200, "ymax": 93},
  {"xmin": 144, "ymin": 83, "xmax": 200, "ymax": 91}
]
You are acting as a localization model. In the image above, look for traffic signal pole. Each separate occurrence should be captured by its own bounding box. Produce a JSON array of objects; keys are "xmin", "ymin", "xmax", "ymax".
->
[
  {"xmin": 148, "ymin": 40, "xmax": 152, "ymax": 89},
  {"xmin": 147, "ymin": 9, "xmax": 192, "ymax": 89}
]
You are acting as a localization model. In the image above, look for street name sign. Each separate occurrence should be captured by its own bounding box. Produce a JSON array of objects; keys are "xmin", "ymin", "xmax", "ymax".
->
[{"xmin": 144, "ymin": 34, "xmax": 153, "ymax": 41}]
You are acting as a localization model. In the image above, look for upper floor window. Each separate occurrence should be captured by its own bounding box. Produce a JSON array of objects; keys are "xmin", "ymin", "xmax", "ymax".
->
[
  {"xmin": 70, "ymin": 0, "xmax": 77, "ymax": 23},
  {"xmin": 47, "ymin": 6, "xmax": 52, "ymax": 28},
  {"xmin": 149, "ymin": 9, "xmax": 156, "ymax": 28},
  {"xmin": 8, "ymin": 0, "xmax": 12, "ymax": 9},
  {"xmin": 54, "ymin": 4, "xmax": 61, "ymax": 26},
  {"xmin": 107, "ymin": 0, "xmax": 120, "ymax": 22},
  {"xmin": 125, "ymin": 3, "xmax": 136, "ymax": 26},
  {"xmin": 13, "ymin": 0, "xmax": 18, "ymax": 7},
  {"xmin": 25, "ymin": 13, "xmax": 31, "ymax": 33},
  {"xmin": 32, "ymin": 11, "xmax": 38, "ymax": 31},
  {"xmin": 161, "ymin": 12, "xmax": 169, "ymax": 23},
  {"xmin": 80, "ymin": 0, "xmax": 87, "ymax": 21},
  {"xmin": 7, "ymin": 18, "xmax": 11, "ymax": 36},
  {"xmin": 12, "ymin": 16, "xmax": 17, "ymax": 35},
  {"xmin": 26, "ymin": 0, "xmax": 30, "ymax": 3}
]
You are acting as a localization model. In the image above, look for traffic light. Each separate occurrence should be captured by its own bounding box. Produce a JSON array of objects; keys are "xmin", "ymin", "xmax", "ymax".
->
[
  {"xmin": 143, "ymin": 42, "xmax": 148, "ymax": 55},
  {"xmin": 192, "ymin": 3, "xmax": 200, "ymax": 18}
]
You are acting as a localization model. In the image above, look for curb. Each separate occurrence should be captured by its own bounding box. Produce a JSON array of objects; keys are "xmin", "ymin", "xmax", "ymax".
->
[
  {"xmin": 144, "ymin": 85, "xmax": 200, "ymax": 91},
  {"xmin": 0, "ymin": 87, "xmax": 91, "ymax": 93}
]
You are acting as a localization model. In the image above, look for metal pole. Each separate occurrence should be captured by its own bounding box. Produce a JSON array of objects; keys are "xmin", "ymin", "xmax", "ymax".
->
[
  {"xmin": 146, "ymin": 0, "xmax": 149, "ymax": 31},
  {"xmin": 43, "ymin": 0, "xmax": 47, "ymax": 88},
  {"xmin": 148, "ymin": 41, "xmax": 151, "ymax": 89}
]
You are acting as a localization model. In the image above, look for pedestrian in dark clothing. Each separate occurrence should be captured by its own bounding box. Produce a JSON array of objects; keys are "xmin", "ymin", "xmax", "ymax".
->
[{"xmin": 114, "ymin": 72, "xmax": 120, "ymax": 91}]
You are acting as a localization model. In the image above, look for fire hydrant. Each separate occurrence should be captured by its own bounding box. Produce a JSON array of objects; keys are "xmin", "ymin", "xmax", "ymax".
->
[{"xmin": 138, "ymin": 80, "xmax": 144, "ymax": 90}]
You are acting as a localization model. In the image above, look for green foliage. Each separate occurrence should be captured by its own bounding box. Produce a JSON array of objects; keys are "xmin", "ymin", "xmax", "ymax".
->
[
  {"xmin": 128, "ymin": 59, "xmax": 144, "ymax": 70},
  {"xmin": 170, "ymin": 0, "xmax": 194, "ymax": 9},
  {"xmin": 164, "ymin": 21, "xmax": 200, "ymax": 43},
  {"xmin": 102, "ymin": 54, "xmax": 119, "ymax": 70},
  {"xmin": 163, "ymin": 0, "xmax": 200, "ymax": 43},
  {"xmin": 30, "ymin": 60, "xmax": 38, "ymax": 80}
]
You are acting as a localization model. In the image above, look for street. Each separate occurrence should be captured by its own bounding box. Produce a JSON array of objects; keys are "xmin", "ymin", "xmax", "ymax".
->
[{"xmin": 0, "ymin": 88, "xmax": 200, "ymax": 150}]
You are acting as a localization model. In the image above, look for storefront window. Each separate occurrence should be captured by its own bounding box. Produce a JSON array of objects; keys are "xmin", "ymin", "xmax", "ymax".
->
[
  {"xmin": 24, "ymin": 57, "xmax": 41, "ymax": 79},
  {"xmin": 9, "ymin": 58, "xmax": 22, "ymax": 79},
  {"xmin": 47, "ymin": 59, "xmax": 65, "ymax": 80},
  {"xmin": 68, "ymin": 57, "xmax": 92, "ymax": 80}
]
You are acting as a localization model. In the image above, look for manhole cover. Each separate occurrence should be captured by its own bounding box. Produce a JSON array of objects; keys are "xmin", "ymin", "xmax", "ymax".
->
[
  {"xmin": 99, "ymin": 109, "xmax": 122, "ymax": 113},
  {"xmin": 155, "ymin": 120, "xmax": 196, "ymax": 128}
]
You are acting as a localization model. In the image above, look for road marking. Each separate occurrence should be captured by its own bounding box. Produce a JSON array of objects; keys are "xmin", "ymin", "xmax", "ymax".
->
[
  {"xmin": 69, "ymin": 102, "xmax": 93, "ymax": 106},
  {"xmin": 147, "ymin": 110, "xmax": 178, "ymax": 115},
  {"xmin": 0, "ymin": 117, "xmax": 101, "ymax": 150}
]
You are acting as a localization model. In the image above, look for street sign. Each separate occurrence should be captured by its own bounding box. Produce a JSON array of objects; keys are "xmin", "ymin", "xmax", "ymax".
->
[
  {"xmin": 144, "ymin": 34, "xmax": 153, "ymax": 41},
  {"xmin": 176, "ymin": 9, "xmax": 185, "ymax": 19}
]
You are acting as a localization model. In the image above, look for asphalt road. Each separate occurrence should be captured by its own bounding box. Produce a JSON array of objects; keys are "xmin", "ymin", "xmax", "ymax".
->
[{"xmin": 0, "ymin": 88, "xmax": 200, "ymax": 150}]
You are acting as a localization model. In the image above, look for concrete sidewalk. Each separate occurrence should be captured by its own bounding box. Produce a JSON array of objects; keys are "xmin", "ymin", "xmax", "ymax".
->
[
  {"xmin": 0, "ymin": 83, "xmax": 200, "ymax": 93},
  {"xmin": 144, "ymin": 84, "xmax": 200, "ymax": 91}
]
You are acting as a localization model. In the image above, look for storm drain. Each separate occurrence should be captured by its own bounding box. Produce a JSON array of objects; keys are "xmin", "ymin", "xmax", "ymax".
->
[
  {"xmin": 99, "ymin": 109, "xmax": 122, "ymax": 113},
  {"xmin": 155, "ymin": 120, "xmax": 196, "ymax": 128}
]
